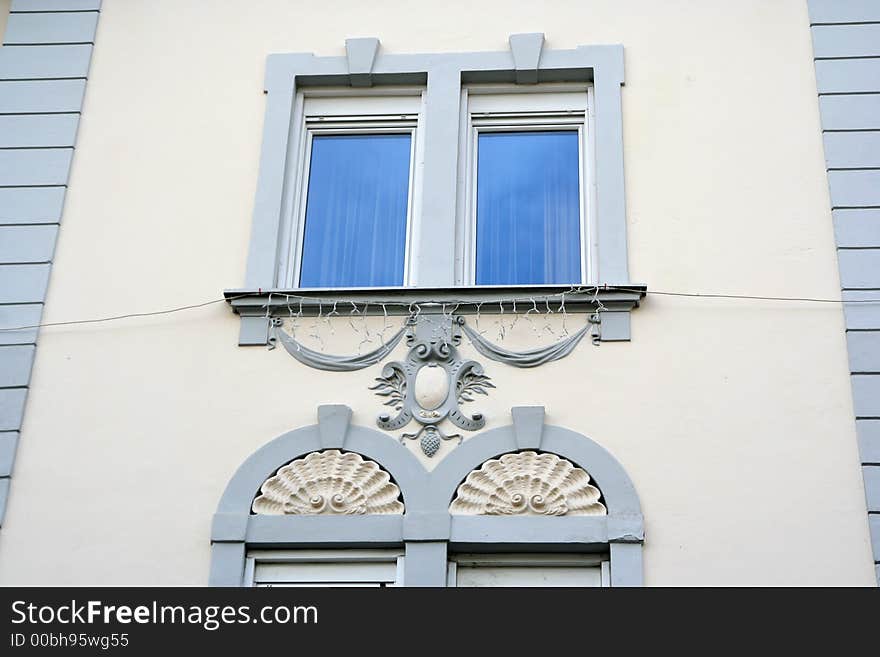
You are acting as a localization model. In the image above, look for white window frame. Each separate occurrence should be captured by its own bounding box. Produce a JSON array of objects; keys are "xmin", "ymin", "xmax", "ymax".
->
[
  {"xmin": 245, "ymin": 549, "xmax": 406, "ymax": 587},
  {"xmin": 277, "ymin": 88, "xmax": 427, "ymax": 289},
  {"xmin": 446, "ymin": 553, "xmax": 610, "ymax": 587},
  {"xmin": 458, "ymin": 84, "xmax": 598, "ymax": 286}
]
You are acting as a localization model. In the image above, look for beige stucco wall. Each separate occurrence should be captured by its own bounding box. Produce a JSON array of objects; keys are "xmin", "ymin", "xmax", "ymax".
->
[{"xmin": 0, "ymin": 0, "xmax": 874, "ymax": 585}]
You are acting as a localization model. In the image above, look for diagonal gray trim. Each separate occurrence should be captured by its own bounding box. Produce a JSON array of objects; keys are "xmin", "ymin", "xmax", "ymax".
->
[
  {"xmin": 0, "ymin": 6, "xmax": 100, "ymax": 535},
  {"xmin": 808, "ymin": 0, "xmax": 880, "ymax": 584},
  {"xmin": 210, "ymin": 406, "xmax": 643, "ymax": 586}
]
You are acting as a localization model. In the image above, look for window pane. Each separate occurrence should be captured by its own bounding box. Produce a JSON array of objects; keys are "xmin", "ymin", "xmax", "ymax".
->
[
  {"xmin": 299, "ymin": 134, "xmax": 411, "ymax": 288},
  {"xmin": 475, "ymin": 131, "xmax": 581, "ymax": 285}
]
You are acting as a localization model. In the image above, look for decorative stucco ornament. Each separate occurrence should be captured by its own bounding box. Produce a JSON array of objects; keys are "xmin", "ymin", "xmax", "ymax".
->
[
  {"xmin": 251, "ymin": 449, "xmax": 404, "ymax": 515},
  {"xmin": 369, "ymin": 315, "xmax": 495, "ymax": 457},
  {"xmin": 450, "ymin": 451, "xmax": 606, "ymax": 516}
]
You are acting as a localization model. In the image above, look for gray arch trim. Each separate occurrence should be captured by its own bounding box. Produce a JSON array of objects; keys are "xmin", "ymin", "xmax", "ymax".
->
[
  {"xmin": 210, "ymin": 405, "xmax": 643, "ymax": 586},
  {"xmin": 429, "ymin": 423, "xmax": 643, "ymax": 519},
  {"xmin": 214, "ymin": 417, "xmax": 428, "ymax": 518}
]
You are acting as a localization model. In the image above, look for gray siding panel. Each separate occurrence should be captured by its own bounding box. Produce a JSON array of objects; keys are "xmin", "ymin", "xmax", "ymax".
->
[
  {"xmin": 0, "ymin": 148, "xmax": 72, "ymax": 186},
  {"xmin": 0, "ymin": 389, "xmax": 27, "ymax": 432},
  {"xmin": 0, "ymin": 0, "xmax": 101, "ymax": 544},
  {"xmin": 0, "ymin": 264, "xmax": 51, "ymax": 303},
  {"xmin": 10, "ymin": 0, "xmax": 102, "ymax": 11},
  {"xmin": 828, "ymin": 170, "xmax": 880, "ymax": 208},
  {"xmin": 0, "ymin": 187, "xmax": 65, "ymax": 223},
  {"xmin": 0, "ymin": 44, "xmax": 92, "ymax": 80},
  {"xmin": 834, "ymin": 210, "xmax": 880, "ymax": 248},
  {"xmin": 810, "ymin": 0, "xmax": 880, "ymax": 584},
  {"xmin": 819, "ymin": 95, "xmax": 880, "ymax": 131},
  {"xmin": 848, "ymin": 331, "xmax": 880, "ymax": 372},
  {"xmin": 866, "ymin": 466, "xmax": 880, "ymax": 512},
  {"xmin": 824, "ymin": 132, "xmax": 880, "ymax": 169},
  {"xmin": 860, "ymin": 420, "xmax": 880, "ymax": 464},
  {"xmin": 870, "ymin": 515, "xmax": 880, "ymax": 563},
  {"xmin": 838, "ymin": 249, "xmax": 880, "ymax": 288},
  {"xmin": 843, "ymin": 291, "xmax": 880, "ymax": 330},
  {"xmin": 0, "ymin": 114, "xmax": 79, "ymax": 148},
  {"xmin": 0, "ymin": 79, "xmax": 85, "ymax": 114},
  {"xmin": 852, "ymin": 375, "xmax": 880, "ymax": 417},
  {"xmin": 812, "ymin": 25, "xmax": 880, "ymax": 59},
  {"xmin": 0, "ymin": 304, "xmax": 42, "ymax": 345},
  {"xmin": 0, "ymin": 478, "xmax": 9, "ymax": 527},
  {"xmin": 4, "ymin": 12, "xmax": 98, "ymax": 45},
  {"xmin": 0, "ymin": 225, "xmax": 58, "ymax": 263},
  {"xmin": 0, "ymin": 432, "xmax": 17, "ymax": 477},
  {"xmin": 809, "ymin": 0, "xmax": 880, "ymax": 24},
  {"xmin": 0, "ymin": 346, "xmax": 35, "ymax": 388},
  {"xmin": 815, "ymin": 59, "xmax": 880, "ymax": 94}
]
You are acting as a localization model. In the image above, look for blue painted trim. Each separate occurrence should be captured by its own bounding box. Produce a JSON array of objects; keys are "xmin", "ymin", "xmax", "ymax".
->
[{"xmin": 809, "ymin": 0, "xmax": 880, "ymax": 583}]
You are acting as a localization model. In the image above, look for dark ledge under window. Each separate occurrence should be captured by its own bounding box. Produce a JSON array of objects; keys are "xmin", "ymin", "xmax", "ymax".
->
[{"xmin": 224, "ymin": 284, "xmax": 647, "ymax": 345}]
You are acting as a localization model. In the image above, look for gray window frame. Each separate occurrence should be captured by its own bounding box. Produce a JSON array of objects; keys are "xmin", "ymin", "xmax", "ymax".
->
[
  {"xmin": 228, "ymin": 34, "xmax": 642, "ymax": 344},
  {"xmin": 209, "ymin": 405, "xmax": 644, "ymax": 587}
]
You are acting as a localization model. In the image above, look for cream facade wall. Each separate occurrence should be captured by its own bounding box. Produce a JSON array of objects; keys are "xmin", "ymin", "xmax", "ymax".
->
[{"xmin": 0, "ymin": 0, "xmax": 874, "ymax": 585}]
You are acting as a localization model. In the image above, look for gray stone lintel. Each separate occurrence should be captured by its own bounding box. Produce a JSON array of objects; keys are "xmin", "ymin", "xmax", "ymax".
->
[
  {"xmin": 211, "ymin": 512, "xmax": 249, "ymax": 543},
  {"xmin": 226, "ymin": 285, "xmax": 646, "ymax": 345},
  {"xmin": 402, "ymin": 512, "xmax": 451, "ymax": 541},
  {"xmin": 450, "ymin": 515, "xmax": 610, "ymax": 545},
  {"xmin": 607, "ymin": 514, "xmax": 645, "ymax": 542},
  {"xmin": 244, "ymin": 514, "xmax": 404, "ymax": 546}
]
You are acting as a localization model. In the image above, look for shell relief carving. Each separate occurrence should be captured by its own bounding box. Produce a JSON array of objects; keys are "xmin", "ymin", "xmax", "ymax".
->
[
  {"xmin": 252, "ymin": 450, "xmax": 404, "ymax": 515},
  {"xmin": 449, "ymin": 451, "xmax": 606, "ymax": 516}
]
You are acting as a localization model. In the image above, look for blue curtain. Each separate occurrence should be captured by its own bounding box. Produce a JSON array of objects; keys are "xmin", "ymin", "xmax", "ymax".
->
[
  {"xmin": 475, "ymin": 131, "xmax": 581, "ymax": 285},
  {"xmin": 299, "ymin": 134, "xmax": 411, "ymax": 288}
]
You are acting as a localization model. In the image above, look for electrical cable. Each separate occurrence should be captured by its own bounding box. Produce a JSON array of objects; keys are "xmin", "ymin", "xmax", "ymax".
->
[{"xmin": 1, "ymin": 287, "xmax": 878, "ymax": 333}]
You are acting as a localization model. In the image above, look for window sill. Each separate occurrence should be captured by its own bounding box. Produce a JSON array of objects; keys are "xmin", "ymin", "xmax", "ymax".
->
[{"xmin": 224, "ymin": 284, "xmax": 647, "ymax": 345}]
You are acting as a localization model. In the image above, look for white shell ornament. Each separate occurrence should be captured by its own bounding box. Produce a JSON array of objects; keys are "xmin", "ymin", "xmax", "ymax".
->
[
  {"xmin": 449, "ymin": 451, "xmax": 606, "ymax": 516},
  {"xmin": 414, "ymin": 363, "xmax": 449, "ymax": 411},
  {"xmin": 252, "ymin": 450, "xmax": 404, "ymax": 515}
]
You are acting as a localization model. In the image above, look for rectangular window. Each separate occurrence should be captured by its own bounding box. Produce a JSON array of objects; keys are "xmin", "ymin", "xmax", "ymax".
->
[
  {"xmin": 299, "ymin": 133, "xmax": 412, "ymax": 288},
  {"xmin": 284, "ymin": 91, "xmax": 425, "ymax": 289},
  {"xmin": 475, "ymin": 130, "xmax": 582, "ymax": 285},
  {"xmin": 461, "ymin": 86, "xmax": 594, "ymax": 286}
]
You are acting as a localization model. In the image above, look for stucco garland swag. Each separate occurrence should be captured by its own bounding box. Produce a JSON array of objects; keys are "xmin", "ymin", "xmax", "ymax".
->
[
  {"xmin": 269, "ymin": 318, "xmax": 407, "ymax": 372},
  {"xmin": 268, "ymin": 314, "xmax": 596, "ymax": 372}
]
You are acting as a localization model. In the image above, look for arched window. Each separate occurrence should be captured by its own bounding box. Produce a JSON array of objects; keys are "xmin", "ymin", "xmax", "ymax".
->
[{"xmin": 210, "ymin": 405, "xmax": 643, "ymax": 586}]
